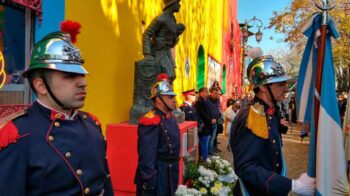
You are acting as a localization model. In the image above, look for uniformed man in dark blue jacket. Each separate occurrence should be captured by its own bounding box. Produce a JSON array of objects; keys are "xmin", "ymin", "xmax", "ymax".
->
[
  {"xmin": 0, "ymin": 30, "xmax": 113, "ymax": 195},
  {"xmin": 230, "ymin": 55, "xmax": 315, "ymax": 196},
  {"xmin": 134, "ymin": 74, "xmax": 180, "ymax": 196},
  {"xmin": 180, "ymin": 89, "xmax": 198, "ymax": 121}
]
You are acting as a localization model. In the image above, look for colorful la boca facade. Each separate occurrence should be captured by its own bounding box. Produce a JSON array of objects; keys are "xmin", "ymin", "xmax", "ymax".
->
[
  {"xmin": 0, "ymin": 0, "xmax": 241, "ymax": 194},
  {"xmin": 0, "ymin": 0, "xmax": 241, "ymax": 126},
  {"xmin": 65, "ymin": 0, "xmax": 242, "ymax": 125}
]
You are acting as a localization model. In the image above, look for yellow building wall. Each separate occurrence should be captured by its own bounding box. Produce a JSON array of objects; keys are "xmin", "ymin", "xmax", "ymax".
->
[
  {"xmin": 66, "ymin": 0, "xmax": 224, "ymax": 130},
  {"xmin": 174, "ymin": 0, "xmax": 223, "ymax": 96}
]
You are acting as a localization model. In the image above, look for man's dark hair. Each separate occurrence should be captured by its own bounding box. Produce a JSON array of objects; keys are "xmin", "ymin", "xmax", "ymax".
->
[
  {"xmin": 198, "ymin": 87, "xmax": 208, "ymax": 93},
  {"xmin": 227, "ymin": 99, "xmax": 236, "ymax": 107},
  {"xmin": 253, "ymin": 87, "xmax": 259, "ymax": 94},
  {"xmin": 253, "ymin": 83, "xmax": 272, "ymax": 94},
  {"xmin": 27, "ymin": 69, "xmax": 52, "ymax": 93},
  {"xmin": 209, "ymin": 87, "xmax": 218, "ymax": 93}
]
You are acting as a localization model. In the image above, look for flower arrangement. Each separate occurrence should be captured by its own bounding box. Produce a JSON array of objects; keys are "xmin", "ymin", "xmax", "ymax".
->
[
  {"xmin": 176, "ymin": 156, "xmax": 237, "ymax": 196},
  {"xmin": 176, "ymin": 185, "xmax": 202, "ymax": 196},
  {"xmin": 206, "ymin": 156, "xmax": 233, "ymax": 176}
]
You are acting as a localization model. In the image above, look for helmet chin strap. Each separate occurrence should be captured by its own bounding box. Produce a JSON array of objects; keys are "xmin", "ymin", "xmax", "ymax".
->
[
  {"xmin": 158, "ymin": 95, "xmax": 173, "ymax": 112},
  {"xmin": 266, "ymin": 84, "xmax": 277, "ymax": 107},
  {"xmin": 266, "ymin": 84, "xmax": 288, "ymax": 135},
  {"xmin": 39, "ymin": 71, "xmax": 69, "ymax": 110},
  {"xmin": 266, "ymin": 84, "xmax": 283, "ymax": 118}
]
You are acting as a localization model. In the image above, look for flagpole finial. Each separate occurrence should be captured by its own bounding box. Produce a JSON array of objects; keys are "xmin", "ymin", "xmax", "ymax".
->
[
  {"xmin": 315, "ymin": 0, "xmax": 335, "ymax": 25},
  {"xmin": 315, "ymin": 0, "xmax": 335, "ymax": 11}
]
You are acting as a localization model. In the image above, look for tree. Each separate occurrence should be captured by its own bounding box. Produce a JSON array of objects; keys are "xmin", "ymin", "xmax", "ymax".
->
[
  {"xmin": 269, "ymin": 46, "xmax": 302, "ymax": 78},
  {"xmin": 269, "ymin": 0, "xmax": 350, "ymax": 92}
]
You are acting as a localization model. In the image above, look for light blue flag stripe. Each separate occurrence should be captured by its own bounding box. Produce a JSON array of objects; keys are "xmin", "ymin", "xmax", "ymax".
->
[{"xmin": 296, "ymin": 13, "xmax": 320, "ymax": 124}]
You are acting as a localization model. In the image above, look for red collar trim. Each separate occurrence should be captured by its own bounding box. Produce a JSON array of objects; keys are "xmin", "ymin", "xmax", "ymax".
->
[
  {"xmin": 267, "ymin": 107, "xmax": 275, "ymax": 116},
  {"xmin": 50, "ymin": 111, "xmax": 66, "ymax": 120}
]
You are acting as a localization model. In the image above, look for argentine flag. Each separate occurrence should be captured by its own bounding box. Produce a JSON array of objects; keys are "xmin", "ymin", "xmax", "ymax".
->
[{"xmin": 296, "ymin": 13, "xmax": 349, "ymax": 195}]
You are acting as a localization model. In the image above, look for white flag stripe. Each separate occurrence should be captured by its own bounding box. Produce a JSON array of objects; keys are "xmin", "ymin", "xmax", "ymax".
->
[
  {"xmin": 317, "ymin": 106, "xmax": 348, "ymax": 195},
  {"xmin": 301, "ymin": 14, "xmax": 318, "ymax": 33},
  {"xmin": 298, "ymin": 48, "xmax": 314, "ymax": 122},
  {"xmin": 315, "ymin": 90, "xmax": 320, "ymax": 101},
  {"xmin": 343, "ymin": 97, "xmax": 350, "ymax": 163}
]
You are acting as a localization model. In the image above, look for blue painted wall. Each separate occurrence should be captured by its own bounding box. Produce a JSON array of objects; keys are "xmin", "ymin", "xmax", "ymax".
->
[{"xmin": 35, "ymin": 0, "xmax": 65, "ymax": 42}]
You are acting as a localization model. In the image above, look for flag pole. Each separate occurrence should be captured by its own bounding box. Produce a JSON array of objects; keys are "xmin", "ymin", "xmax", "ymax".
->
[{"xmin": 314, "ymin": 0, "xmax": 334, "ymax": 144}]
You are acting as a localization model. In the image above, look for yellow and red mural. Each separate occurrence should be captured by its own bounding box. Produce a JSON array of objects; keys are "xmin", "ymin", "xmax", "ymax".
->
[
  {"xmin": 0, "ymin": 0, "xmax": 242, "ymax": 193},
  {"xmin": 0, "ymin": 0, "xmax": 242, "ymax": 129},
  {"xmin": 65, "ymin": 0, "xmax": 242, "ymax": 128}
]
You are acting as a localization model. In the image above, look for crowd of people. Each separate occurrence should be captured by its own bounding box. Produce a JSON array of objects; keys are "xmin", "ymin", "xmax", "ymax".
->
[
  {"xmin": 179, "ymin": 81, "xmax": 301, "ymax": 160},
  {"xmin": 179, "ymin": 83, "xmax": 251, "ymax": 161},
  {"xmin": 177, "ymin": 55, "xmax": 316, "ymax": 195},
  {"xmin": 339, "ymin": 92, "xmax": 348, "ymax": 125}
]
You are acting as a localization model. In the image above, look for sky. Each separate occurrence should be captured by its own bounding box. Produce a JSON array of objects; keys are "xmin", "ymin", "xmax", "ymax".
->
[{"xmin": 238, "ymin": 0, "xmax": 292, "ymax": 54}]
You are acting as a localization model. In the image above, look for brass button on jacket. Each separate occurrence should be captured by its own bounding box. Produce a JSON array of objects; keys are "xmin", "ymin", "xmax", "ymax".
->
[
  {"xmin": 54, "ymin": 122, "xmax": 60, "ymax": 127},
  {"xmin": 48, "ymin": 135, "xmax": 54, "ymax": 142},
  {"xmin": 84, "ymin": 187, "xmax": 90, "ymax": 194},
  {"xmin": 65, "ymin": 152, "xmax": 72, "ymax": 159},
  {"xmin": 76, "ymin": 169, "xmax": 83, "ymax": 176}
]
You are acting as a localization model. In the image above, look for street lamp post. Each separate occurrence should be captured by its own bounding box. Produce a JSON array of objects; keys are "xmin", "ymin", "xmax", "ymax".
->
[{"xmin": 239, "ymin": 16, "xmax": 263, "ymax": 91}]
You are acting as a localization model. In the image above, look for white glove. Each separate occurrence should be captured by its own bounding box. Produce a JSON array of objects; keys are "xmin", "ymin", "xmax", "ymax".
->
[{"xmin": 292, "ymin": 173, "xmax": 316, "ymax": 196}]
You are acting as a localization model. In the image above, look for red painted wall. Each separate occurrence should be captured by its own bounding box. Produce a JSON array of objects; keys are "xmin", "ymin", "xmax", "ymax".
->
[{"xmin": 222, "ymin": 0, "xmax": 242, "ymax": 99}]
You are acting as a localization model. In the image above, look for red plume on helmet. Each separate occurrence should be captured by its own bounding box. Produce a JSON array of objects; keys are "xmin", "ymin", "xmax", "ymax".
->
[
  {"xmin": 157, "ymin": 73, "xmax": 169, "ymax": 81},
  {"xmin": 60, "ymin": 20, "xmax": 82, "ymax": 44}
]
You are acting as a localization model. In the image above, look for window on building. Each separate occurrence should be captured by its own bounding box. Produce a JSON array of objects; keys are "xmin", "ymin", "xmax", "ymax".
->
[
  {"xmin": 222, "ymin": 65, "xmax": 227, "ymax": 95},
  {"xmin": 197, "ymin": 45, "xmax": 205, "ymax": 90}
]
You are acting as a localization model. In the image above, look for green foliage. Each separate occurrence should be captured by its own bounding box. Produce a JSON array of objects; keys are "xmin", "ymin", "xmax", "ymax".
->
[{"xmin": 185, "ymin": 161, "xmax": 200, "ymax": 181}]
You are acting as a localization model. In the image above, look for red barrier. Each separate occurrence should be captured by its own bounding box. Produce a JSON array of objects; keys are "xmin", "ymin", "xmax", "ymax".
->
[{"xmin": 106, "ymin": 121, "xmax": 197, "ymax": 195}]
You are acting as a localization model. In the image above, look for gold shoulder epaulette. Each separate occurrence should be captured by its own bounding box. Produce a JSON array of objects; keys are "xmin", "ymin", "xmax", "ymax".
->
[
  {"xmin": 246, "ymin": 103, "xmax": 268, "ymax": 139},
  {"xmin": 0, "ymin": 111, "xmax": 26, "ymax": 129},
  {"xmin": 139, "ymin": 110, "xmax": 161, "ymax": 125},
  {"xmin": 144, "ymin": 110, "xmax": 155, "ymax": 118}
]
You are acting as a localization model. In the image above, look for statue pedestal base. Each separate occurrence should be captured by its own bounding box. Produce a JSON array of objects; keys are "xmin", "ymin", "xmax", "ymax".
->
[{"xmin": 106, "ymin": 121, "xmax": 198, "ymax": 195}]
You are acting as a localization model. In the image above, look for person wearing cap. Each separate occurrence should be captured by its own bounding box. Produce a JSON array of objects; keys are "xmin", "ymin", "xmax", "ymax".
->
[
  {"xmin": 226, "ymin": 92, "xmax": 238, "ymax": 108},
  {"xmin": 134, "ymin": 74, "xmax": 180, "ymax": 196},
  {"xmin": 180, "ymin": 89, "xmax": 198, "ymax": 121},
  {"xmin": 143, "ymin": 0, "xmax": 185, "ymax": 82},
  {"xmin": 0, "ymin": 29, "xmax": 113, "ymax": 194},
  {"xmin": 229, "ymin": 55, "xmax": 315, "ymax": 195}
]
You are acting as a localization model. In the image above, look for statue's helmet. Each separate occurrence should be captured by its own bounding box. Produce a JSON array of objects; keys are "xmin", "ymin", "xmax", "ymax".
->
[
  {"xmin": 247, "ymin": 55, "xmax": 291, "ymax": 90},
  {"xmin": 22, "ymin": 31, "xmax": 88, "ymax": 78},
  {"xmin": 150, "ymin": 74, "xmax": 176, "ymax": 98},
  {"xmin": 163, "ymin": 0, "xmax": 180, "ymax": 9}
]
